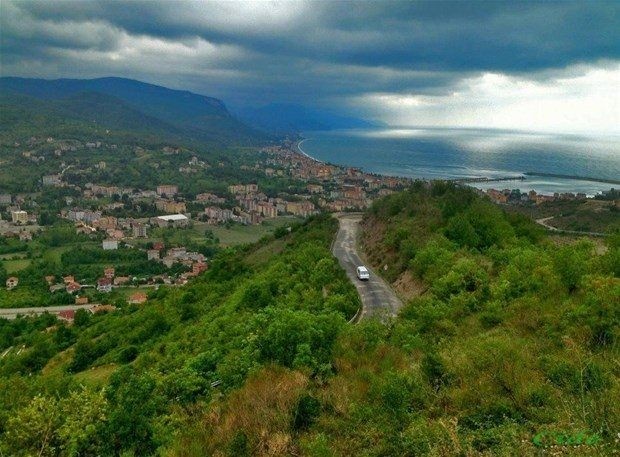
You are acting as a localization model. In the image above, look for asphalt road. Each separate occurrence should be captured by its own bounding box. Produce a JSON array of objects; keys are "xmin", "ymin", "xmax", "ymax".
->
[
  {"xmin": 332, "ymin": 214, "xmax": 403, "ymax": 321},
  {"xmin": 0, "ymin": 304, "xmax": 95, "ymax": 320}
]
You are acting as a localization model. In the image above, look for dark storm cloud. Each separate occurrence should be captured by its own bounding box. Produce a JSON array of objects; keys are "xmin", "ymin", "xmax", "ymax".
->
[{"xmin": 2, "ymin": 0, "xmax": 619, "ymax": 111}]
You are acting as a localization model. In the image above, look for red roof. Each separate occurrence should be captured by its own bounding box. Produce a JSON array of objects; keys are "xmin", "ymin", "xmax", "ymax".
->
[{"xmin": 58, "ymin": 310, "xmax": 75, "ymax": 320}]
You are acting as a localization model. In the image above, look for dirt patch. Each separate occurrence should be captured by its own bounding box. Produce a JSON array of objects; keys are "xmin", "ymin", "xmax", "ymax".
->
[{"xmin": 393, "ymin": 270, "xmax": 426, "ymax": 302}]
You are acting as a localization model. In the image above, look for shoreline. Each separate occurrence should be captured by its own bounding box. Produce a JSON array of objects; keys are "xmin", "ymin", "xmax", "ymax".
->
[
  {"xmin": 295, "ymin": 138, "xmax": 323, "ymax": 163},
  {"xmin": 292, "ymin": 136, "xmax": 616, "ymax": 197}
]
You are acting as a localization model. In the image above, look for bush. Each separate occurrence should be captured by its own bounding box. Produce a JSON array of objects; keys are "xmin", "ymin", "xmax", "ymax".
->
[{"xmin": 292, "ymin": 394, "xmax": 321, "ymax": 431}]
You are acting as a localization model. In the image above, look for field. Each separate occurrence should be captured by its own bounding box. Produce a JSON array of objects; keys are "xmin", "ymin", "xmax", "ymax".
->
[{"xmin": 145, "ymin": 216, "xmax": 301, "ymax": 247}]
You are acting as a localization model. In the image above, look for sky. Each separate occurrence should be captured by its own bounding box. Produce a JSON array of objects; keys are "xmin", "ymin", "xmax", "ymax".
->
[{"xmin": 1, "ymin": 0, "xmax": 619, "ymax": 133}]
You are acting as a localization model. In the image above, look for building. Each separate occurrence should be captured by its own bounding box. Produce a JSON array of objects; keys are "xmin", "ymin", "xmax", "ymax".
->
[
  {"xmin": 155, "ymin": 200, "xmax": 186, "ymax": 213},
  {"xmin": 128, "ymin": 292, "xmax": 148, "ymax": 304},
  {"xmin": 93, "ymin": 216, "xmax": 118, "ymax": 231},
  {"xmin": 97, "ymin": 277, "xmax": 112, "ymax": 293},
  {"xmin": 102, "ymin": 239, "xmax": 119, "ymax": 250},
  {"xmin": 66, "ymin": 282, "xmax": 81, "ymax": 294},
  {"xmin": 154, "ymin": 214, "xmax": 189, "ymax": 228},
  {"xmin": 147, "ymin": 249, "xmax": 160, "ymax": 261},
  {"xmin": 6, "ymin": 277, "xmax": 18, "ymax": 290},
  {"xmin": 42, "ymin": 174, "xmax": 62, "ymax": 186},
  {"xmin": 257, "ymin": 202, "xmax": 278, "ymax": 218},
  {"xmin": 75, "ymin": 296, "xmax": 89, "ymax": 305},
  {"xmin": 156, "ymin": 185, "xmax": 178, "ymax": 197},
  {"xmin": 132, "ymin": 222, "xmax": 147, "ymax": 238},
  {"xmin": 113, "ymin": 276, "xmax": 130, "ymax": 286},
  {"xmin": 57, "ymin": 310, "xmax": 75, "ymax": 323},
  {"xmin": 104, "ymin": 267, "xmax": 115, "ymax": 279},
  {"xmin": 192, "ymin": 262, "xmax": 208, "ymax": 275},
  {"xmin": 285, "ymin": 201, "xmax": 316, "ymax": 217},
  {"xmin": 11, "ymin": 210, "xmax": 28, "ymax": 224}
]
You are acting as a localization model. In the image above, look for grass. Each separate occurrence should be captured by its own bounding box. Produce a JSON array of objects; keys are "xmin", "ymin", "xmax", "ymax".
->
[
  {"xmin": 208, "ymin": 217, "xmax": 298, "ymax": 245},
  {"xmin": 73, "ymin": 363, "xmax": 119, "ymax": 387},
  {"xmin": 145, "ymin": 216, "xmax": 301, "ymax": 247},
  {"xmin": 3, "ymin": 257, "xmax": 31, "ymax": 273}
]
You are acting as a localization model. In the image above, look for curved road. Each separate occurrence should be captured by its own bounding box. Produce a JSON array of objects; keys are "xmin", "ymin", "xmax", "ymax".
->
[{"xmin": 332, "ymin": 214, "xmax": 403, "ymax": 321}]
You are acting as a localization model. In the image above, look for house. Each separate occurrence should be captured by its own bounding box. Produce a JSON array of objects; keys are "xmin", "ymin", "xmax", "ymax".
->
[
  {"xmin": 75, "ymin": 296, "xmax": 89, "ymax": 305},
  {"xmin": 153, "ymin": 242, "xmax": 165, "ymax": 251},
  {"xmin": 192, "ymin": 262, "xmax": 208, "ymax": 275},
  {"xmin": 113, "ymin": 276, "xmax": 130, "ymax": 286},
  {"xmin": 66, "ymin": 282, "xmax": 81, "ymax": 294},
  {"xmin": 63, "ymin": 275, "xmax": 75, "ymax": 284},
  {"xmin": 156, "ymin": 185, "xmax": 178, "ymax": 197},
  {"xmin": 102, "ymin": 239, "xmax": 119, "ymax": 250},
  {"xmin": 57, "ymin": 310, "xmax": 75, "ymax": 323},
  {"xmin": 6, "ymin": 277, "xmax": 18, "ymax": 290},
  {"xmin": 104, "ymin": 267, "xmax": 115, "ymax": 279},
  {"xmin": 147, "ymin": 249, "xmax": 160, "ymax": 261},
  {"xmin": 97, "ymin": 278, "xmax": 112, "ymax": 293},
  {"xmin": 42, "ymin": 174, "xmax": 62, "ymax": 186},
  {"xmin": 128, "ymin": 292, "xmax": 148, "ymax": 304},
  {"xmin": 45, "ymin": 275, "xmax": 56, "ymax": 285}
]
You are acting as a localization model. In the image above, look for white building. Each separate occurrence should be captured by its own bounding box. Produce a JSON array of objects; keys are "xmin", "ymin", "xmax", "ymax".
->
[
  {"xmin": 102, "ymin": 239, "xmax": 119, "ymax": 250},
  {"xmin": 11, "ymin": 210, "xmax": 28, "ymax": 224},
  {"xmin": 155, "ymin": 214, "xmax": 188, "ymax": 228}
]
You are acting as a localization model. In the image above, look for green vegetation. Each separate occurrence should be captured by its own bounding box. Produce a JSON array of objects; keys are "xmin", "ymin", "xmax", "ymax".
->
[
  {"xmin": 507, "ymin": 198, "xmax": 619, "ymax": 234},
  {"xmin": 1, "ymin": 184, "xmax": 618, "ymax": 456},
  {"xmin": 0, "ymin": 215, "xmax": 360, "ymax": 455}
]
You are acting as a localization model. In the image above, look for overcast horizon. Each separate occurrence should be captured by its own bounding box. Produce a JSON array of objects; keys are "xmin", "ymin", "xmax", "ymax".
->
[{"xmin": 2, "ymin": 0, "xmax": 619, "ymax": 134}]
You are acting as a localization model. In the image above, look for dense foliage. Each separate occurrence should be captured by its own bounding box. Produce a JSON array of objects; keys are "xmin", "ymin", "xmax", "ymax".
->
[
  {"xmin": 1, "ymin": 184, "xmax": 618, "ymax": 456},
  {"xmin": 0, "ymin": 214, "xmax": 360, "ymax": 455}
]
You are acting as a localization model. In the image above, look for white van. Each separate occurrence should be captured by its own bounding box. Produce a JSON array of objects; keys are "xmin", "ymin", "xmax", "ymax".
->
[{"xmin": 356, "ymin": 266, "xmax": 370, "ymax": 281}]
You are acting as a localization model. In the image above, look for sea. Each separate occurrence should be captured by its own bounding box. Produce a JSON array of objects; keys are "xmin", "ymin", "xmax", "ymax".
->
[{"xmin": 299, "ymin": 128, "xmax": 620, "ymax": 196}]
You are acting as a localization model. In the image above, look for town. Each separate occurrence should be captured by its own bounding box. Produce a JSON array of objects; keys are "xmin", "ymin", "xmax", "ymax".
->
[{"xmin": 1, "ymin": 135, "xmax": 617, "ymax": 321}]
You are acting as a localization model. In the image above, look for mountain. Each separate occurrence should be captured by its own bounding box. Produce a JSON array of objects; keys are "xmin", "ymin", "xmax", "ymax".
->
[
  {"xmin": 238, "ymin": 102, "xmax": 380, "ymax": 134},
  {"xmin": 0, "ymin": 77, "xmax": 268, "ymax": 145},
  {"xmin": 0, "ymin": 91, "xmax": 184, "ymax": 144}
]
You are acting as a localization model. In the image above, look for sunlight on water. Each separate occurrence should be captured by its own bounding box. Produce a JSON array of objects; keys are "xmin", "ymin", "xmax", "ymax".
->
[{"xmin": 301, "ymin": 128, "xmax": 620, "ymax": 196}]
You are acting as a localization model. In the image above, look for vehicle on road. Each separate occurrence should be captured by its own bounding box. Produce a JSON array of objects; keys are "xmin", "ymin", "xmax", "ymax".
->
[{"xmin": 356, "ymin": 265, "xmax": 370, "ymax": 280}]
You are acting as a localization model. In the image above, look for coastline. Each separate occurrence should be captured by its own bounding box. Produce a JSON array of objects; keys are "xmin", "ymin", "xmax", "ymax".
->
[
  {"xmin": 295, "ymin": 138, "xmax": 323, "ymax": 163},
  {"xmin": 294, "ymin": 130, "xmax": 618, "ymax": 197}
]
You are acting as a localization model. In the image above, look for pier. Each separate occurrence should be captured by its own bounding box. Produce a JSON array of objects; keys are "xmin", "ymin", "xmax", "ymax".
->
[{"xmin": 451, "ymin": 175, "xmax": 526, "ymax": 184}]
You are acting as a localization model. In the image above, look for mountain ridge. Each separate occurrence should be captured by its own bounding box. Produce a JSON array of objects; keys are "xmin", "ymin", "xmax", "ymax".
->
[{"xmin": 0, "ymin": 76, "xmax": 268, "ymax": 146}]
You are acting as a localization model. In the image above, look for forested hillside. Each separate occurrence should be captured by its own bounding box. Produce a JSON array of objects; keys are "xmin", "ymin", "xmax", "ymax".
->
[
  {"xmin": 0, "ymin": 77, "xmax": 268, "ymax": 146},
  {"xmin": 0, "ymin": 214, "xmax": 359, "ymax": 455}
]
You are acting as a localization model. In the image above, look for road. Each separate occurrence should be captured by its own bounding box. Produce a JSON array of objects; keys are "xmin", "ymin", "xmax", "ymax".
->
[
  {"xmin": 0, "ymin": 304, "xmax": 96, "ymax": 320},
  {"xmin": 536, "ymin": 216, "xmax": 607, "ymax": 237},
  {"xmin": 332, "ymin": 214, "xmax": 403, "ymax": 321}
]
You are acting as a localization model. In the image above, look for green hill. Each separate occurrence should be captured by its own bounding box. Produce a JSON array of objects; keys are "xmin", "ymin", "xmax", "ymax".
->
[
  {"xmin": 0, "ymin": 77, "xmax": 270, "ymax": 146},
  {"xmin": 0, "ymin": 186, "xmax": 618, "ymax": 456},
  {"xmin": 0, "ymin": 92, "xmax": 182, "ymax": 143}
]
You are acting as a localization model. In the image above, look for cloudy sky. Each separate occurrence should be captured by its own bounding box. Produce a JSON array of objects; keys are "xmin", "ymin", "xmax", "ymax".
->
[{"xmin": 2, "ymin": 0, "xmax": 619, "ymax": 133}]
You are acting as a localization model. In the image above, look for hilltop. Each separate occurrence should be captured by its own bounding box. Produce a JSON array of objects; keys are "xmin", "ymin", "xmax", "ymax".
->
[{"xmin": 0, "ymin": 77, "xmax": 269, "ymax": 146}]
